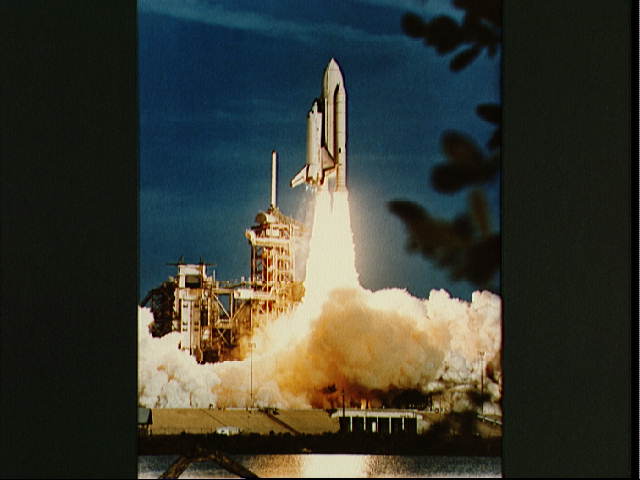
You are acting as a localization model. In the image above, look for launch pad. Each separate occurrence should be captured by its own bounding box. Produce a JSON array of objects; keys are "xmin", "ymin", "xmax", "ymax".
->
[
  {"xmin": 141, "ymin": 59, "xmax": 348, "ymax": 364},
  {"xmin": 141, "ymin": 153, "xmax": 305, "ymax": 363}
]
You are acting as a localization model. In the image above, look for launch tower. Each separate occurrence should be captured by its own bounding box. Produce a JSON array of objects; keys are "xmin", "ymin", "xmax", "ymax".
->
[{"xmin": 141, "ymin": 151, "xmax": 302, "ymax": 363}]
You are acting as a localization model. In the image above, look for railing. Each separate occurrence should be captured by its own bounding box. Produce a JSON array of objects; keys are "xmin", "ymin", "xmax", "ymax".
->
[{"xmin": 476, "ymin": 414, "xmax": 502, "ymax": 426}]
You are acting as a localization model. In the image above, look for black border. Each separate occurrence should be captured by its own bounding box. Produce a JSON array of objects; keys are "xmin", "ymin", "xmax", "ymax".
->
[
  {"xmin": 2, "ymin": 2, "xmax": 138, "ymax": 478},
  {"xmin": 502, "ymin": 1, "xmax": 634, "ymax": 477},
  {"xmin": 632, "ymin": 1, "xmax": 639, "ymax": 477},
  {"xmin": 1, "ymin": 1, "xmax": 634, "ymax": 477}
]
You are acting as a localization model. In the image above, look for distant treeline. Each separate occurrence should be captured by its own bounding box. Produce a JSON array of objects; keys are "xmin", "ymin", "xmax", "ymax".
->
[{"xmin": 139, "ymin": 431, "xmax": 500, "ymax": 457}]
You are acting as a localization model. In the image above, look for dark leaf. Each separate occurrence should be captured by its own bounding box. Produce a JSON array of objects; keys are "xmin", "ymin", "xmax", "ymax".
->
[
  {"xmin": 426, "ymin": 16, "xmax": 462, "ymax": 53},
  {"xmin": 388, "ymin": 199, "xmax": 429, "ymax": 224},
  {"xmin": 453, "ymin": 0, "xmax": 502, "ymax": 29},
  {"xmin": 437, "ymin": 131, "xmax": 500, "ymax": 191},
  {"xmin": 476, "ymin": 103, "xmax": 501, "ymax": 125},
  {"xmin": 431, "ymin": 164, "xmax": 472, "ymax": 193},
  {"xmin": 487, "ymin": 127, "xmax": 501, "ymax": 150},
  {"xmin": 459, "ymin": 234, "xmax": 500, "ymax": 286},
  {"xmin": 388, "ymin": 200, "xmax": 436, "ymax": 254},
  {"xmin": 452, "ymin": 0, "xmax": 468, "ymax": 12},
  {"xmin": 431, "ymin": 160, "xmax": 499, "ymax": 193},
  {"xmin": 460, "ymin": 14, "xmax": 500, "ymax": 45},
  {"xmin": 459, "ymin": 14, "xmax": 487, "ymax": 42},
  {"xmin": 469, "ymin": 189, "xmax": 490, "ymax": 237},
  {"xmin": 388, "ymin": 200, "xmax": 469, "ymax": 257},
  {"xmin": 441, "ymin": 131, "xmax": 484, "ymax": 166},
  {"xmin": 478, "ymin": 0, "xmax": 502, "ymax": 28},
  {"xmin": 401, "ymin": 13, "xmax": 428, "ymax": 39},
  {"xmin": 452, "ymin": 213, "xmax": 474, "ymax": 240},
  {"xmin": 450, "ymin": 45, "xmax": 481, "ymax": 71}
]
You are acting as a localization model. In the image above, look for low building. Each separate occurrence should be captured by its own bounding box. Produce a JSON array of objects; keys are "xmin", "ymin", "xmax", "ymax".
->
[{"xmin": 331, "ymin": 408, "xmax": 430, "ymax": 434}]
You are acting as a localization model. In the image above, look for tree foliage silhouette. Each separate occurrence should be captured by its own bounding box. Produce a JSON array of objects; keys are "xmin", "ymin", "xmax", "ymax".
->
[{"xmin": 389, "ymin": 0, "xmax": 502, "ymax": 292}]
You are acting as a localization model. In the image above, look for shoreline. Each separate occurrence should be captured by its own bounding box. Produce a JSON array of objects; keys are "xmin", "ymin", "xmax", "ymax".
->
[{"xmin": 138, "ymin": 432, "xmax": 501, "ymax": 457}]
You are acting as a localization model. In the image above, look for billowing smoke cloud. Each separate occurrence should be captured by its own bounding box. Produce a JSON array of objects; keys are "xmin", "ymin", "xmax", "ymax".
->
[
  {"xmin": 138, "ymin": 189, "xmax": 502, "ymax": 411},
  {"xmin": 251, "ymin": 284, "xmax": 501, "ymax": 409},
  {"xmin": 273, "ymin": 287, "xmax": 445, "ymax": 403},
  {"xmin": 138, "ymin": 307, "xmax": 220, "ymax": 408}
]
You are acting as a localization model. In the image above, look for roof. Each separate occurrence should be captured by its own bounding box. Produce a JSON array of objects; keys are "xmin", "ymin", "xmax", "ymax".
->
[
  {"xmin": 148, "ymin": 408, "xmax": 340, "ymax": 435},
  {"xmin": 331, "ymin": 408, "xmax": 422, "ymax": 418}
]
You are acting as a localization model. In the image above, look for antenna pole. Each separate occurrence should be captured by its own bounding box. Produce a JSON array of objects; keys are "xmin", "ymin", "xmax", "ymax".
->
[{"xmin": 271, "ymin": 150, "xmax": 277, "ymax": 208}]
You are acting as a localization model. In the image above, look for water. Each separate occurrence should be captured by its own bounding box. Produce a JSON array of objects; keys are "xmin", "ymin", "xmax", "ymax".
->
[{"xmin": 138, "ymin": 454, "xmax": 501, "ymax": 478}]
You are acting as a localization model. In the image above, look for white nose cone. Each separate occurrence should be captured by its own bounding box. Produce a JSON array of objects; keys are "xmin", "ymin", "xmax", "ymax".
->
[
  {"xmin": 322, "ymin": 58, "xmax": 347, "ymax": 191},
  {"xmin": 322, "ymin": 58, "xmax": 344, "ymax": 96}
]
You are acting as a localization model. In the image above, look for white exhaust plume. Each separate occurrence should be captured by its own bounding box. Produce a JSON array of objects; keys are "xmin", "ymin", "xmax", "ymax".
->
[
  {"xmin": 138, "ymin": 307, "xmax": 220, "ymax": 408},
  {"xmin": 138, "ymin": 189, "xmax": 502, "ymax": 410}
]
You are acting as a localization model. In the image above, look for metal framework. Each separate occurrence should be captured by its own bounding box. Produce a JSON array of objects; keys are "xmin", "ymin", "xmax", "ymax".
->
[
  {"xmin": 141, "ymin": 152, "xmax": 304, "ymax": 363},
  {"xmin": 141, "ymin": 206, "xmax": 304, "ymax": 364},
  {"xmin": 245, "ymin": 206, "xmax": 304, "ymax": 328}
]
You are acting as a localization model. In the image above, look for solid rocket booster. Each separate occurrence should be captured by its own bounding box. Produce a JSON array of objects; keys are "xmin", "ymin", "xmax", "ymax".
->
[{"xmin": 290, "ymin": 58, "xmax": 347, "ymax": 191}]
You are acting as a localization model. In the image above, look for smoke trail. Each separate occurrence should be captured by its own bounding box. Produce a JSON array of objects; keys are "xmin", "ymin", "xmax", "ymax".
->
[
  {"xmin": 138, "ymin": 188, "xmax": 502, "ymax": 411},
  {"xmin": 303, "ymin": 189, "xmax": 359, "ymax": 301}
]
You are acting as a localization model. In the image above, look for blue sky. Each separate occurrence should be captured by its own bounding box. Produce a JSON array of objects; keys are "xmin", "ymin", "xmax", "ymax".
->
[{"xmin": 138, "ymin": 0, "xmax": 500, "ymax": 300}]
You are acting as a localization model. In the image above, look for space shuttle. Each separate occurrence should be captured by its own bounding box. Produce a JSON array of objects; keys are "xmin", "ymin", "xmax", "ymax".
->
[{"xmin": 290, "ymin": 58, "xmax": 347, "ymax": 192}]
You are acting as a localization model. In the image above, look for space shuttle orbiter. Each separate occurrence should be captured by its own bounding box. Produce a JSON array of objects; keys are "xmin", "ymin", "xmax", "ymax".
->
[{"xmin": 290, "ymin": 58, "xmax": 347, "ymax": 192}]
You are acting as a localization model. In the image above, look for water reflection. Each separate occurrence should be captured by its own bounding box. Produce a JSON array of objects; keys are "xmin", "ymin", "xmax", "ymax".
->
[
  {"xmin": 139, "ymin": 454, "xmax": 501, "ymax": 478},
  {"xmin": 244, "ymin": 454, "xmax": 305, "ymax": 478},
  {"xmin": 300, "ymin": 455, "xmax": 367, "ymax": 478}
]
